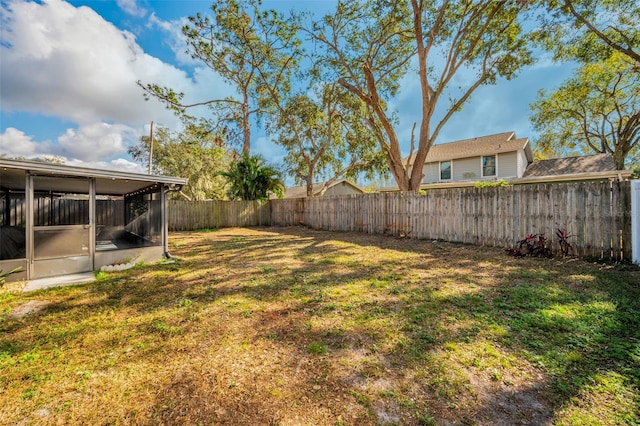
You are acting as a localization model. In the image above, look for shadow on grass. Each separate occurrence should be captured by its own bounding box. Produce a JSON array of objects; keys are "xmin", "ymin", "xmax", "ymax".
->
[
  {"xmin": 1, "ymin": 226, "xmax": 639, "ymax": 424},
  {"xmin": 240, "ymin": 227, "xmax": 640, "ymax": 423},
  {"xmin": 162, "ymin": 228, "xmax": 640, "ymax": 423}
]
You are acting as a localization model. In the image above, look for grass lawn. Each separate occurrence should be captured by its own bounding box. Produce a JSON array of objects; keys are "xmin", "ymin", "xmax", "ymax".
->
[{"xmin": 1, "ymin": 227, "xmax": 639, "ymax": 425}]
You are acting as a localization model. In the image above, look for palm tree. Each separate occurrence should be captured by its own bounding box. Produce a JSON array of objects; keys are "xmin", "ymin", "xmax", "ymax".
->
[{"xmin": 220, "ymin": 153, "xmax": 284, "ymax": 201}]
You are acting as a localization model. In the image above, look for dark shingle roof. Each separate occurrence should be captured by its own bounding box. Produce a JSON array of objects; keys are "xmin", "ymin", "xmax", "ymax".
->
[{"xmin": 523, "ymin": 153, "xmax": 617, "ymax": 177}]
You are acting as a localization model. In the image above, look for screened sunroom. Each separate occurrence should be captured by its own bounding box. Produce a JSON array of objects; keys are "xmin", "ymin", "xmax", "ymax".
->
[{"xmin": 0, "ymin": 158, "xmax": 186, "ymax": 283}]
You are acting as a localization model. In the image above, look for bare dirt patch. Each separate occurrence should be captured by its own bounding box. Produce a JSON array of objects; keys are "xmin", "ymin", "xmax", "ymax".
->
[{"xmin": 7, "ymin": 300, "xmax": 51, "ymax": 319}]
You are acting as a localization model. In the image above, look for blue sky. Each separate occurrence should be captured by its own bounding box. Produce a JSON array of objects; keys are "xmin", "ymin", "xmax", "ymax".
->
[{"xmin": 0, "ymin": 0, "xmax": 576, "ymax": 175}]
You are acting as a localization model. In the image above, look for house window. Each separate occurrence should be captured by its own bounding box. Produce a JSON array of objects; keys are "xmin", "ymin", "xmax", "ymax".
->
[
  {"xmin": 482, "ymin": 155, "xmax": 496, "ymax": 177},
  {"xmin": 440, "ymin": 161, "xmax": 452, "ymax": 180}
]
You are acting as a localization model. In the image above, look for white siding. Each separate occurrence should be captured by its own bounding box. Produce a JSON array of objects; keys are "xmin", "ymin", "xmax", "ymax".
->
[
  {"xmin": 422, "ymin": 163, "xmax": 440, "ymax": 183},
  {"xmin": 421, "ymin": 150, "xmax": 522, "ymax": 183},
  {"xmin": 325, "ymin": 182, "xmax": 362, "ymax": 196},
  {"xmin": 515, "ymin": 149, "xmax": 529, "ymax": 177},
  {"xmin": 497, "ymin": 152, "xmax": 518, "ymax": 178},
  {"xmin": 453, "ymin": 157, "xmax": 481, "ymax": 181}
]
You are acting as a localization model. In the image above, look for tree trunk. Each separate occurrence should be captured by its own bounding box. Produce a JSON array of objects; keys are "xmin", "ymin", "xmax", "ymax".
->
[
  {"xmin": 305, "ymin": 173, "xmax": 314, "ymax": 197},
  {"xmin": 613, "ymin": 148, "xmax": 627, "ymax": 170},
  {"xmin": 242, "ymin": 89, "xmax": 251, "ymax": 154}
]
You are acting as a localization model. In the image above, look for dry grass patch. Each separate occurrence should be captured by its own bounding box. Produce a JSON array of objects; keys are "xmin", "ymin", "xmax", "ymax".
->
[{"xmin": 1, "ymin": 227, "xmax": 639, "ymax": 425}]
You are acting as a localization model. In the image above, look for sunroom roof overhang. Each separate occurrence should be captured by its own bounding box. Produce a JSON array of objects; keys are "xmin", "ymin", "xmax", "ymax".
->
[{"xmin": 0, "ymin": 158, "xmax": 187, "ymax": 195}]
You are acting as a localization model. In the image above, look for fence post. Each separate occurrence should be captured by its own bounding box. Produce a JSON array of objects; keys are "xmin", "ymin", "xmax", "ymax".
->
[
  {"xmin": 166, "ymin": 183, "xmax": 633, "ymax": 261},
  {"xmin": 632, "ymin": 180, "xmax": 640, "ymax": 265}
]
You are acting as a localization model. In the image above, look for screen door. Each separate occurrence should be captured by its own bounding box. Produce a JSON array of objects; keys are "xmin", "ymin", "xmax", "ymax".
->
[{"xmin": 31, "ymin": 176, "xmax": 93, "ymax": 278}]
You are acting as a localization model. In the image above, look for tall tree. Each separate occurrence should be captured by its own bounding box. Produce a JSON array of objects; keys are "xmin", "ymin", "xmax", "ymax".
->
[
  {"xmin": 129, "ymin": 122, "xmax": 231, "ymax": 200},
  {"xmin": 220, "ymin": 153, "xmax": 284, "ymax": 201},
  {"xmin": 138, "ymin": 0, "xmax": 300, "ymax": 153},
  {"xmin": 534, "ymin": 0, "xmax": 640, "ymax": 65},
  {"xmin": 309, "ymin": 0, "xmax": 532, "ymax": 192},
  {"xmin": 530, "ymin": 52, "xmax": 639, "ymax": 169},
  {"xmin": 270, "ymin": 81, "xmax": 386, "ymax": 197}
]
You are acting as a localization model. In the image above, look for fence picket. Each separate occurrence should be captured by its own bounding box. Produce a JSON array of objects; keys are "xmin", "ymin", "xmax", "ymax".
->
[{"xmin": 165, "ymin": 181, "xmax": 632, "ymax": 260}]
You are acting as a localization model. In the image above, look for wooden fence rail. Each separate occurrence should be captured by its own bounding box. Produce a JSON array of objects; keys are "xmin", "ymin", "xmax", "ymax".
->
[
  {"xmin": 169, "ymin": 181, "xmax": 633, "ymax": 260},
  {"xmin": 168, "ymin": 200, "xmax": 271, "ymax": 231}
]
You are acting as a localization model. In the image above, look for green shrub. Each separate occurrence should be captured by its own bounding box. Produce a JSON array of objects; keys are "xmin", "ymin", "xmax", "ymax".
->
[
  {"xmin": 474, "ymin": 179, "xmax": 510, "ymax": 188},
  {"xmin": 0, "ymin": 267, "xmax": 22, "ymax": 287}
]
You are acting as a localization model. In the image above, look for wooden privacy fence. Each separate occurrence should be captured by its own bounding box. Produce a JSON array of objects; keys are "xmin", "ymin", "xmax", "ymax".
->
[
  {"xmin": 168, "ymin": 200, "xmax": 271, "ymax": 231},
  {"xmin": 170, "ymin": 181, "xmax": 633, "ymax": 260}
]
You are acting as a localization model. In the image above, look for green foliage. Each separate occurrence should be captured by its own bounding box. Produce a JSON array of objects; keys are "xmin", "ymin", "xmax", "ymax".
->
[
  {"xmin": 530, "ymin": 51, "xmax": 639, "ymax": 169},
  {"xmin": 309, "ymin": 0, "xmax": 532, "ymax": 191},
  {"xmin": 272, "ymin": 82, "xmax": 386, "ymax": 196},
  {"xmin": 531, "ymin": 1, "xmax": 639, "ymax": 169},
  {"xmin": 0, "ymin": 267, "xmax": 22, "ymax": 287},
  {"xmin": 139, "ymin": 0, "xmax": 301, "ymax": 153},
  {"xmin": 474, "ymin": 179, "xmax": 510, "ymax": 188},
  {"xmin": 306, "ymin": 342, "xmax": 327, "ymax": 355},
  {"xmin": 129, "ymin": 121, "xmax": 231, "ymax": 200},
  {"xmin": 219, "ymin": 153, "xmax": 284, "ymax": 201},
  {"xmin": 533, "ymin": 0, "xmax": 640, "ymax": 65}
]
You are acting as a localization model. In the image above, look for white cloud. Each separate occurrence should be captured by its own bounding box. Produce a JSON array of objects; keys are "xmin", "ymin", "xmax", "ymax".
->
[
  {"xmin": 117, "ymin": 0, "xmax": 147, "ymax": 18},
  {"xmin": 0, "ymin": 126, "xmax": 146, "ymax": 173},
  {"xmin": 0, "ymin": 128, "xmax": 52, "ymax": 157},
  {"xmin": 65, "ymin": 157, "xmax": 146, "ymax": 174},
  {"xmin": 148, "ymin": 12, "xmax": 197, "ymax": 66},
  {"xmin": 1, "ymin": 122, "xmax": 142, "ymax": 163},
  {"xmin": 56, "ymin": 122, "xmax": 136, "ymax": 161},
  {"xmin": 0, "ymin": 0, "xmax": 242, "ymax": 167},
  {"xmin": 0, "ymin": 0, "xmax": 186, "ymax": 127},
  {"xmin": 0, "ymin": 0, "xmax": 238, "ymax": 124}
]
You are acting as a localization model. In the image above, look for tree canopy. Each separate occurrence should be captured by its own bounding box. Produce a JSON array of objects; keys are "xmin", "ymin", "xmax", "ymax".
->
[
  {"xmin": 270, "ymin": 80, "xmax": 386, "ymax": 197},
  {"xmin": 530, "ymin": 0, "xmax": 639, "ymax": 169},
  {"xmin": 133, "ymin": 0, "xmax": 638, "ymax": 191},
  {"xmin": 128, "ymin": 122, "xmax": 231, "ymax": 200},
  {"xmin": 531, "ymin": 51, "xmax": 639, "ymax": 170},
  {"xmin": 309, "ymin": 0, "xmax": 532, "ymax": 191},
  {"xmin": 534, "ymin": 0, "xmax": 640, "ymax": 65},
  {"xmin": 219, "ymin": 153, "xmax": 284, "ymax": 201},
  {"xmin": 138, "ymin": 0, "xmax": 301, "ymax": 153}
]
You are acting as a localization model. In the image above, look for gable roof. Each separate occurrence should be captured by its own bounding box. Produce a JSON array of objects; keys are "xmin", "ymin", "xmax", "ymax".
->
[
  {"xmin": 408, "ymin": 131, "xmax": 533, "ymax": 165},
  {"xmin": 283, "ymin": 179, "xmax": 364, "ymax": 198},
  {"xmin": 523, "ymin": 153, "xmax": 617, "ymax": 177}
]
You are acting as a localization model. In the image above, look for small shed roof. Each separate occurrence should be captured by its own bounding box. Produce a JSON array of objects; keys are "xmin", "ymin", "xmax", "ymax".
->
[
  {"xmin": 0, "ymin": 158, "xmax": 187, "ymax": 195},
  {"xmin": 283, "ymin": 179, "xmax": 364, "ymax": 198},
  {"xmin": 407, "ymin": 131, "xmax": 533, "ymax": 165},
  {"xmin": 523, "ymin": 153, "xmax": 617, "ymax": 177}
]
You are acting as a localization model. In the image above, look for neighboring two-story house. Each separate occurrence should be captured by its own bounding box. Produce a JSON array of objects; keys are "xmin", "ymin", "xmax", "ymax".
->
[
  {"xmin": 411, "ymin": 131, "xmax": 533, "ymax": 185},
  {"xmin": 286, "ymin": 132, "xmax": 631, "ymax": 196},
  {"xmin": 399, "ymin": 131, "xmax": 631, "ymax": 190}
]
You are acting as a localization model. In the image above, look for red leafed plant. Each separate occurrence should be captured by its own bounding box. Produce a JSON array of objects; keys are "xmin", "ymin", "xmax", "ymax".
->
[
  {"xmin": 507, "ymin": 233, "xmax": 552, "ymax": 258},
  {"xmin": 556, "ymin": 228, "xmax": 573, "ymax": 257}
]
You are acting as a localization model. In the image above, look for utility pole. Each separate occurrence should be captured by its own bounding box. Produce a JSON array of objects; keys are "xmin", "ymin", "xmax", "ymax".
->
[{"xmin": 148, "ymin": 121, "xmax": 154, "ymax": 175}]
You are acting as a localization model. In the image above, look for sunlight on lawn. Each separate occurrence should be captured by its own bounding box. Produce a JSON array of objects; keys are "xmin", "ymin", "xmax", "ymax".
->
[{"xmin": 1, "ymin": 227, "xmax": 638, "ymax": 425}]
